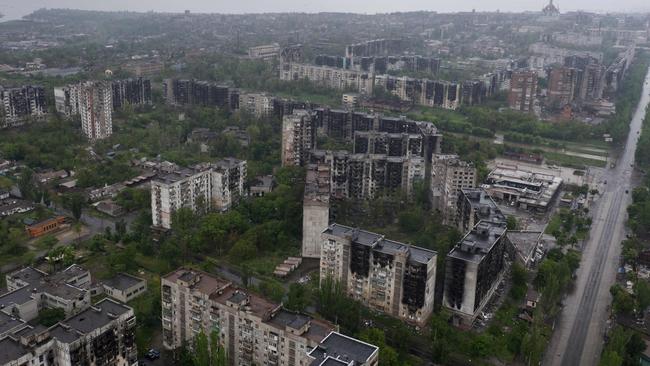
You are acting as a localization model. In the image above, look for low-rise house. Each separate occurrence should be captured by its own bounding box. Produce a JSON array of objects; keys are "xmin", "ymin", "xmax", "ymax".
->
[
  {"xmin": 94, "ymin": 200, "xmax": 125, "ymax": 217},
  {"xmin": 87, "ymin": 182, "xmax": 126, "ymax": 202},
  {"xmin": 0, "ymin": 199, "xmax": 34, "ymax": 217},
  {"xmin": 25, "ymin": 216, "xmax": 66, "ymax": 238},
  {"xmin": 102, "ymin": 273, "xmax": 147, "ymax": 303},
  {"xmin": 526, "ymin": 288, "xmax": 540, "ymax": 309},
  {"xmin": 249, "ymin": 175, "xmax": 275, "ymax": 197},
  {"xmin": 222, "ymin": 126, "xmax": 250, "ymax": 147},
  {"xmin": 1, "ymin": 265, "xmax": 92, "ymax": 321},
  {"xmin": 34, "ymin": 169, "xmax": 69, "ymax": 184}
]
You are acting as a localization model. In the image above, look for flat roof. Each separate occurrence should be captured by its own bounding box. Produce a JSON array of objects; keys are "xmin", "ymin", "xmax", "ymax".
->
[
  {"xmin": 308, "ymin": 332, "xmax": 378, "ymax": 365},
  {"xmin": 0, "ymin": 286, "xmax": 35, "ymax": 308},
  {"xmin": 103, "ymin": 273, "xmax": 145, "ymax": 291},
  {"xmin": 324, "ymin": 223, "xmax": 436, "ymax": 265},
  {"xmin": 61, "ymin": 299, "xmax": 131, "ymax": 336},
  {"xmin": 460, "ymin": 188, "xmax": 506, "ymax": 222},
  {"xmin": 507, "ymin": 231, "xmax": 543, "ymax": 263},
  {"xmin": 48, "ymin": 324, "xmax": 81, "ymax": 343},
  {"xmin": 0, "ymin": 336, "xmax": 28, "ymax": 365},
  {"xmin": 7, "ymin": 267, "xmax": 46, "ymax": 285},
  {"xmin": 164, "ymin": 268, "xmax": 231, "ymax": 296},
  {"xmin": 448, "ymin": 220, "xmax": 507, "ymax": 263}
]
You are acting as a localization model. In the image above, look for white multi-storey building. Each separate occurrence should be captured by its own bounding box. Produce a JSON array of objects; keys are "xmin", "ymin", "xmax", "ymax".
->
[
  {"xmin": 150, "ymin": 159, "xmax": 247, "ymax": 229},
  {"xmin": 320, "ymin": 223, "xmax": 437, "ymax": 327},
  {"xmin": 281, "ymin": 110, "xmax": 315, "ymax": 167},
  {"xmin": 430, "ymin": 154, "xmax": 477, "ymax": 225},
  {"xmin": 78, "ymin": 81, "xmax": 113, "ymax": 140},
  {"xmin": 161, "ymin": 268, "xmax": 379, "ymax": 366},
  {"xmin": 238, "ymin": 92, "xmax": 275, "ymax": 117}
]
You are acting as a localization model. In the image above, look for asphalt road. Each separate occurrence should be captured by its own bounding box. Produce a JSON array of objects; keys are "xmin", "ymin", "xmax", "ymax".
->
[{"xmin": 544, "ymin": 67, "xmax": 650, "ymax": 366}]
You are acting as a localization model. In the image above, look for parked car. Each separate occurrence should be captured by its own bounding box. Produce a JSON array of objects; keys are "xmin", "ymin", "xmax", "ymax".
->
[{"xmin": 145, "ymin": 349, "xmax": 160, "ymax": 360}]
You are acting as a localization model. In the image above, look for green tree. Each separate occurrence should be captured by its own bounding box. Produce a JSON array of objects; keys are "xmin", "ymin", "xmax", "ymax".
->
[
  {"xmin": 228, "ymin": 238, "xmax": 257, "ymax": 263},
  {"xmin": 17, "ymin": 168, "xmax": 35, "ymax": 200},
  {"xmin": 69, "ymin": 193, "xmax": 85, "ymax": 221},
  {"xmin": 285, "ymin": 283, "xmax": 310, "ymax": 312},
  {"xmin": 430, "ymin": 311, "xmax": 452, "ymax": 363},
  {"xmin": 506, "ymin": 215, "xmax": 518, "ymax": 230},
  {"xmin": 258, "ymin": 280, "xmax": 285, "ymax": 302},
  {"xmin": 359, "ymin": 328, "xmax": 400, "ymax": 366},
  {"xmin": 36, "ymin": 307, "xmax": 65, "ymax": 327},
  {"xmin": 635, "ymin": 280, "xmax": 650, "ymax": 314},
  {"xmin": 209, "ymin": 329, "xmax": 227, "ymax": 366},
  {"xmin": 47, "ymin": 245, "xmax": 75, "ymax": 271},
  {"xmin": 193, "ymin": 330, "xmax": 211, "ymax": 366}
]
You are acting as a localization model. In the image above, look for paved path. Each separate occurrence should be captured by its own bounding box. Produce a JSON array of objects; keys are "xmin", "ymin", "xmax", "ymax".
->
[{"xmin": 543, "ymin": 67, "xmax": 650, "ymax": 366}]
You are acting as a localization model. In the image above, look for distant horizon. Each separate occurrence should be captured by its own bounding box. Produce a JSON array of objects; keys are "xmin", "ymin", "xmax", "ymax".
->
[{"xmin": 1, "ymin": 1, "xmax": 649, "ymax": 22}]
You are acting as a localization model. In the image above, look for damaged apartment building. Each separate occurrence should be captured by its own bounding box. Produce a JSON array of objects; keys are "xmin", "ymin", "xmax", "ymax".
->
[
  {"xmin": 162, "ymin": 78, "xmax": 239, "ymax": 111},
  {"xmin": 302, "ymin": 164, "xmax": 331, "ymax": 258},
  {"xmin": 442, "ymin": 188, "xmax": 510, "ymax": 327},
  {"xmin": 150, "ymin": 158, "xmax": 246, "ymax": 229},
  {"xmin": 0, "ymin": 266, "xmax": 138, "ymax": 365},
  {"xmin": 1, "ymin": 85, "xmax": 47, "ymax": 128},
  {"xmin": 281, "ymin": 109, "xmax": 315, "ymax": 167},
  {"xmin": 279, "ymin": 42, "xmax": 497, "ymax": 110},
  {"xmin": 0, "ymin": 298, "xmax": 138, "ymax": 366},
  {"xmin": 430, "ymin": 154, "xmax": 477, "ymax": 226},
  {"xmin": 315, "ymin": 54, "xmax": 441, "ymax": 76},
  {"xmin": 162, "ymin": 268, "xmax": 379, "ymax": 366},
  {"xmin": 282, "ymin": 108, "xmax": 442, "ymax": 200},
  {"xmin": 320, "ymin": 224, "xmax": 437, "ymax": 327}
]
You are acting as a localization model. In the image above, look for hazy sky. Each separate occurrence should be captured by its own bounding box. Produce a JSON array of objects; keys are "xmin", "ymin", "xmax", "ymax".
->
[{"xmin": 1, "ymin": 0, "xmax": 649, "ymax": 21}]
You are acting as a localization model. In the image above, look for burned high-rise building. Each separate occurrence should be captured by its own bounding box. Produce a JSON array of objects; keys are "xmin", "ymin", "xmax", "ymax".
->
[
  {"xmin": 345, "ymin": 39, "xmax": 405, "ymax": 61},
  {"xmin": 162, "ymin": 79, "xmax": 239, "ymax": 110},
  {"xmin": 508, "ymin": 70, "xmax": 538, "ymax": 113},
  {"xmin": 1, "ymin": 85, "xmax": 47, "ymax": 128},
  {"xmin": 564, "ymin": 55, "xmax": 605, "ymax": 102},
  {"xmin": 461, "ymin": 80, "xmax": 486, "ymax": 106},
  {"xmin": 310, "ymin": 150, "xmax": 426, "ymax": 200},
  {"xmin": 430, "ymin": 155, "xmax": 477, "ymax": 226},
  {"xmin": 443, "ymin": 219, "xmax": 509, "ymax": 328},
  {"xmin": 281, "ymin": 110, "xmax": 316, "ymax": 167},
  {"xmin": 374, "ymin": 75, "xmax": 461, "ymax": 110},
  {"xmin": 442, "ymin": 188, "xmax": 510, "ymax": 327},
  {"xmin": 320, "ymin": 224, "xmax": 437, "ymax": 327},
  {"xmin": 456, "ymin": 188, "xmax": 506, "ymax": 234},
  {"xmin": 547, "ymin": 66, "xmax": 578, "ymax": 107},
  {"xmin": 111, "ymin": 77, "xmax": 152, "ymax": 109}
]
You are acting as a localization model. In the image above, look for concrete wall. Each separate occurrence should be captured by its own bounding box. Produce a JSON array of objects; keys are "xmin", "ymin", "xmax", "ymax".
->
[{"xmin": 302, "ymin": 203, "xmax": 329, "ymax": 258}]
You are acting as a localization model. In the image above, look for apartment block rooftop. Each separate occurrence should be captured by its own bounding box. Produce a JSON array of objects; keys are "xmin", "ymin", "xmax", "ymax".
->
[
  {"xmin": 307, "ymin": 331, "xmax": 379, "ymax": 366},
  {"xmin": 460, "ymin": 187, "xmax": 506, "ymax": 222},
  {"xmin": 324, "ymin": 223, "xmax": 436, "ymax": 265},
  {"xmin": 163, "ymin": 268, "xmax": 335, "ymax": 341},
  {"xmin": 60, "ymin": 298, "xmax": 131, "ymax": 335},
  {"xmin": 0, "ymin": 298, "xmax": 133, "ymax": 363},
  {"xmin": 449, "ymin": 220, "xmax": 507, "ymax": 263},
  {"xmin": 102, "ymin": 272, "xmax": 144, "ymax": 292}
]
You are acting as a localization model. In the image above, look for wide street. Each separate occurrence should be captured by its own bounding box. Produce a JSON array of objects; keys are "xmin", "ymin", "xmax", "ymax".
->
[{"xmin": 544, "ymin": 66, "xmax": 650, "ymax": 366}]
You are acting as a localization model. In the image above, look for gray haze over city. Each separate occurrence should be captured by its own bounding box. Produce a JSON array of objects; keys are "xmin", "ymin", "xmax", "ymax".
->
[{"xmin": 1, "ymin": 0, "xmax": 650, "ymax": 20}]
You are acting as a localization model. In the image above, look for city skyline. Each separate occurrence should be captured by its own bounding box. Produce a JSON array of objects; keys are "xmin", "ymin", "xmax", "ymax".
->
[{"xmin": 2, "ymin": 0, "xmax": 650, "ymax": 21}]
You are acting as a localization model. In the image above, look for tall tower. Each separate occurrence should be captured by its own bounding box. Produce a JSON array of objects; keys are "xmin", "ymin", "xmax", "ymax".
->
[{"xmin": 78, "ymin": 81, "xmax": 113, "ymax": 141}]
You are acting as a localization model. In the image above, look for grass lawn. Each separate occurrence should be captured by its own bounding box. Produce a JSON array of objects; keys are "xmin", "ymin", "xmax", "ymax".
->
[
  {"xmin": 544, "ymin": 151, "xmax": 607, "ymax": 168},
  {"xmin": 129, "ymin": 276, "xmax": 161, "ymax": 355},
  {"xmin": 545, "ymin": 213, "xmax": 563, "ymax": 235}
]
